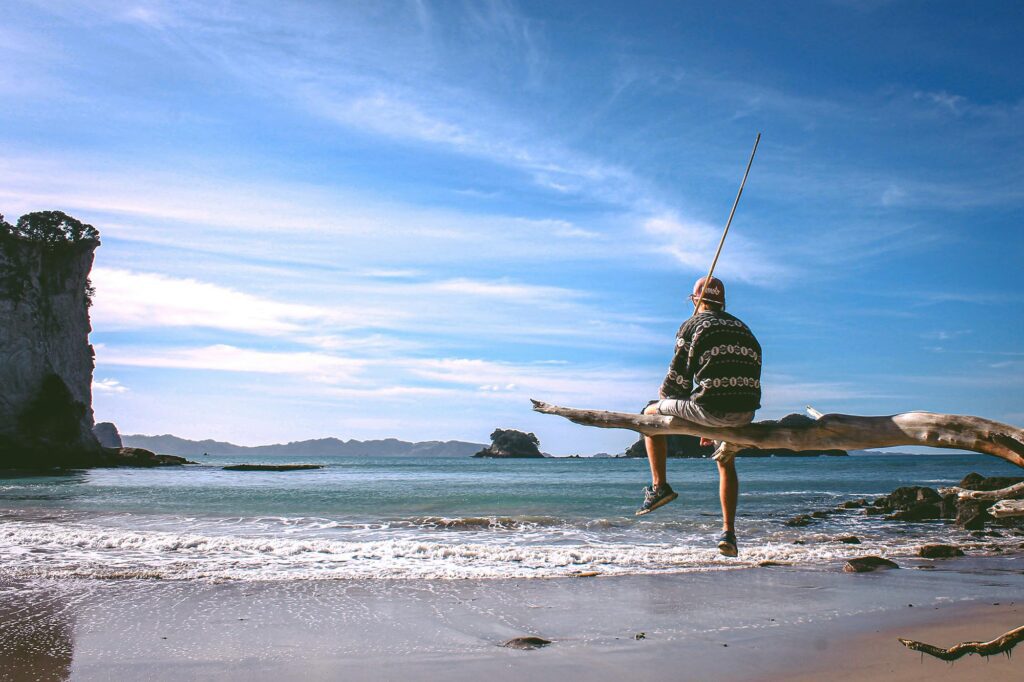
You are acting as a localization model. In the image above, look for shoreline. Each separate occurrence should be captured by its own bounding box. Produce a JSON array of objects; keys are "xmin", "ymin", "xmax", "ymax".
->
[{"xmin": 2, "ymin": 557, "xmax": 1021, "ymax": 680}]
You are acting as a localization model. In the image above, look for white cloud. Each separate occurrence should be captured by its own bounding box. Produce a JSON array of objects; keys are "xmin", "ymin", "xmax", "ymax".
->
[
  {"xmin": 92, "ymin": 377, "xmax": 128, "ymax": 393},
  {"xmin": 920, "ymin": 330, "xmax": 972, "ymax": 341},
  {"xmin": 405, "ymin": 357, "xmax": 651, "ymax": 405},
  {"xmin": 85, "ymin": 265, "xmax": 659, "ymax": 352},
  {"xmin": 0, "ymin": 155, "xmax": 622, "ymax": 268},
  {"xmin": 90, "ymin": 267, "xmax": 393, "ymax": 335},
  {"xmin": 757, "ymin": 373, "xmax": 898, "ymax": 416},
  {"xmin": 95, "ymin": 342, "xmax": 653, "ymax": 411},
  {"xmin": 914, "ymin": 90, "xmax": 966, "ymax": 115},
  {"xmin": 880, "ymin": 184, "xmax": 907, "ymax": 206},
  {"xmin": 642, "ymin": 213, "xmax": 792, "ymax": 284},
  {"xmin": 428, "ymin": 278, "xmax": 585, "ymax": 303},
  {"xmin": 98, "ymin": 344, "xmax": 366, "ymax": 381}
]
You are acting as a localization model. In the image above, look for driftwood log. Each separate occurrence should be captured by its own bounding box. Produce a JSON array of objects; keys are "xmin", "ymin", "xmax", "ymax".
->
[
  {"xmin": 990, "ymin": 500, "xmax": 1024, "ymax": 518},
  {"xmin": 530, "ymin": 400, "xmax": 1024, "ymax": 470},
  {"xmin": 898, "ymin": 625, "xmax": 1024, "ymax": 661},
  {"xmin": 938, "ymin": 481, "xmax": 1024, "ymax": 501}
]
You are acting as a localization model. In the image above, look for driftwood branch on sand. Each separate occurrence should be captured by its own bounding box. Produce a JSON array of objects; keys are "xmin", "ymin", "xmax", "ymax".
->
[
  {"xmin": 898, "ymin": 625, "xmax": 1024, "ymax": 661},
  {"xmin": 989, "ymin": 500, "xmax": 1024, "ymax": 518},
  {"xmin": 936, "ymin": 481, "xmax": 1024, "ymax": 516},
  {"xmin": 529, "ymin": 400, "xmax": 1024, "ymax": 469},
  {"xmin": 938, "ymin": 481, "xmax": 1024, "ymax": 501}
]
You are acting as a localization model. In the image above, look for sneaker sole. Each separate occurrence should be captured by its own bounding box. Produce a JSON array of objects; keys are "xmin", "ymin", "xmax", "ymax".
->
[
  {"xmin": 635, "ymin": 492, "xmax": 678, "ymax": 516},
  {"xmin": 717, "ymin": 542, "xmax": 738, "ymax": 557}
]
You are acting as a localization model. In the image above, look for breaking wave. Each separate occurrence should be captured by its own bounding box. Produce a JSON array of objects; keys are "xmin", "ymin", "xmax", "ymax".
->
[{"xmin": 0, "ymin": 516, "xmax": 1015, "ymax": 582}]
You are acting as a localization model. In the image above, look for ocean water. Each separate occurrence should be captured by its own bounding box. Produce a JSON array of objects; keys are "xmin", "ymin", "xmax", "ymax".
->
[{"xmin": 0, "ymin": 454, "xmax": 1021, "ymax": 581}]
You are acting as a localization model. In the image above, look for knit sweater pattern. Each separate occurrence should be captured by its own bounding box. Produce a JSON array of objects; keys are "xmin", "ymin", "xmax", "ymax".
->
[{"xmin": 660, "ymin": 310, "xmax": 762, "ymax": 413}]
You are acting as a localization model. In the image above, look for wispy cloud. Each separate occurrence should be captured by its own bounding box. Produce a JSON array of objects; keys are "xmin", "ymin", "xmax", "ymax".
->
[
  {"xmin": 920, "ymin": 330, "xmax": 972, "ymax": 341},
  {"xmin": 643, "ymin": 213, "xmax": 792, "ymax": 284},
  {"xmin": 99, "ymin": 344, "xmax": 367, "ymax": 381},
  {"xmin": 427, "ymin": 278, "xmax": 585, "ymax": 303},
  {"xmin": 90, "ymin": 267, "xmax": 389, "ymax": 336},
  {"xmin": 914, "ymin": 90, "xmax": 967, "ymax": 115},
  {"xmin": 759, "ymin": 374, "xmax": 895, "ymax": 415},
  {"xmin": 91, "ymin": 377, "xmax": 128, "ymax": 393},
  {"xmin": 0, "ymin": 154, "xmax": 622, "ymax": 267},
  {"xmin": 97, "ymin": 343, "xmax": 653, "ymax": 412},
  {"xmin": 88, "ymin": 266, "xmax": 662, "ymax": 352}
]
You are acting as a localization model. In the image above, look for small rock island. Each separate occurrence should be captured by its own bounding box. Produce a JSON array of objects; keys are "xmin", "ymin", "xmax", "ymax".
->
[{"xmin": 473, "ymin": 429, "xmax": 545, "ymax": 458}]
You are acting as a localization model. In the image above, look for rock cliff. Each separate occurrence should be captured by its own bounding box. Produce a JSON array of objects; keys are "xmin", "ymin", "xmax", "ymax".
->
[{"xmin": 0, "ymin": 211, "xmax": 102, "ymax": 468}]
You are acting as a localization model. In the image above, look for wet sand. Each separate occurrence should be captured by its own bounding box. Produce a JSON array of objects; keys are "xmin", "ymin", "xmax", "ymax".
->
[{"xmin": 1, "ymin": 556, "xmax": 1021, "ymax": 681}]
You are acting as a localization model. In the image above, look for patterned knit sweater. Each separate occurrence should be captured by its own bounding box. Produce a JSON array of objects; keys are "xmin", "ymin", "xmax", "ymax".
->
[{"xmin": 660, "ymin": 310, "xmax": 762, "ymax": 413}]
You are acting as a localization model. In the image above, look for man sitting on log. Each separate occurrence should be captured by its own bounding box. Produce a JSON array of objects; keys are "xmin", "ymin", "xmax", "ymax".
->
[{"xmin": 637, "ymin": 275, "xmax": 762, "ymax": 557}]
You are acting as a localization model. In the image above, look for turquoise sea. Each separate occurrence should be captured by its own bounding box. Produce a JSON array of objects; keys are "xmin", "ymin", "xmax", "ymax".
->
[{"xmin": 0, "ymin": 454, "xmax": 1020, "ymax": 580}]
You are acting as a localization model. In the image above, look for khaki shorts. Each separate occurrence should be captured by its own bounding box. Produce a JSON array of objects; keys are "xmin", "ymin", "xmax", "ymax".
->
[{"xmin": 644, "ymin": 399, "xmax": 754, "ymax": 427}]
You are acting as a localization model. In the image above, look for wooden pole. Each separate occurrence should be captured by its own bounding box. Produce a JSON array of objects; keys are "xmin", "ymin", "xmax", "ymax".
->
[{"xmin": 694, "ymin": 132, "xmax": 762, "ymax": 311}]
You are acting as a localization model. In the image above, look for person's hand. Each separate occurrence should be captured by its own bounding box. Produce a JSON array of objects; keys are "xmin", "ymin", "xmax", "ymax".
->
[{"xmin": 700, "ymin": 437, "xmax": 714, "ymax": 447}]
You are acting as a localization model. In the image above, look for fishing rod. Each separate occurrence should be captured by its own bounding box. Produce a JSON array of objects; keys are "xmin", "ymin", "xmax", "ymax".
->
[{"xmin": 693, "ymin": 132, "xmax": 761, "ymax": 312}]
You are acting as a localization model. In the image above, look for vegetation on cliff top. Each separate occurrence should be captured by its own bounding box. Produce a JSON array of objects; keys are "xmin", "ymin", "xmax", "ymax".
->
[
  {"xmin": 1, "ymin": 210, "xmax": 99, "ymax": 307},
  {"xmin": 1, "ymin": 211, "xmax": 99, "ymax": 245}
]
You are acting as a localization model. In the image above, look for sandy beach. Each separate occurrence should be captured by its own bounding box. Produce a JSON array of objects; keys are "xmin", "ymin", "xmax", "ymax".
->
[{"xmin": 2, "ymin": 555, "xmax": 1021, "ymax": 681}]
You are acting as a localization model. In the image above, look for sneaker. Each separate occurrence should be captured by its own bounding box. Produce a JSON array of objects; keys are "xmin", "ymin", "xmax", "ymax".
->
[
  {"xmin": 635, "ymin": 483, "xmax": 678, "ymax": 516},
  {"xmin": 717, "ymin": 531, "xmax": 738, "ymax": 557}
]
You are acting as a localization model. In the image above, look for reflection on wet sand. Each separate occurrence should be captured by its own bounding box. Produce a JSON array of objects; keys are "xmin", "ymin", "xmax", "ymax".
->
[{"xmin": 0, "ymin": 581, "xmax": 73, "ymax": 682}]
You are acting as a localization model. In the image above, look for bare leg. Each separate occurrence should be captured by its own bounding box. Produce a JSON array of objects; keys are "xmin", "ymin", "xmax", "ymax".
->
[
  {"xmin": 645, "ymin": 435, "xmax": 668, "ymax": 488},
  {"xmin": 717, "ymin": 460, "xmax": 738, "ymax": 532},
  {"xmin": 642, "ymin": 403, "xmax": 667, "ymax": 488}
]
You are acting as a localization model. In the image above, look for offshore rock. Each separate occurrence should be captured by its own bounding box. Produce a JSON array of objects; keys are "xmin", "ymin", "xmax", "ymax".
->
[
  {"xmin": 0, "ymin": 212, "xmax": 102, "ymax": 468},
  {"xmin": 887, "ymin": 501, "xmax": 941, "ymax": 522},
  {"xmin": 110, "ymin": 447, "xmax": 193, "ymax": 467},
  {"xmin": 874, "ymin": 486, "xmax": 941, "ymax": 510},
  {"xmin": 958, "ymin": 472, "xmax": 1024, "ymax": 491},
  {"xmin": 955, "ymin": 500, "xmax": 991, "ymax": 530},
  {"xmin": 474, "ymin": 429, "xmax": 544, "ymax": 458},
  {"xmin": 501, "ymin": 636, "xmax": 551, "ymax": 650},
  {"xmin": 93, "ymin": 421, "xmax": 123, "ymax": 448},
  {"xmin": 952, "ymin": 473, "xmax": 1024, "ymax": 530},
  {"xmin": 843, "ymin": 556, "xmax": 899, "ymax": 573},
  {"xmin": 917, "ymin": 544, "xmax": 964, "ymax": 559}
]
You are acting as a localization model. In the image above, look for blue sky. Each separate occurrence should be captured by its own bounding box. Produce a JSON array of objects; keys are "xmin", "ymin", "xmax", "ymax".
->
[{"xmin": 1, "ymin": 1, "xmax": 1021, "ymax": 453}]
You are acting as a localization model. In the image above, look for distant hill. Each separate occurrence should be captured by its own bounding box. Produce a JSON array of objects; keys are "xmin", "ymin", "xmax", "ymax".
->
[{"xmin": 121, "ymin": 434, "xmax": 486, "ymax": 458}]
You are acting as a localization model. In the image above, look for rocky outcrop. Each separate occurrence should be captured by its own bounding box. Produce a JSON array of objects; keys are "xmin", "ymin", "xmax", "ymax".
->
[
  {"xmin": 785, "ymin": 514, "xmax": 813, "ymax": 527},
  {"xmin": 948, "ymin": 472, "xmax": 1024, "ymax": 529},
  {"xmin": 501, "ymin": 636, "xmax": 551, "ymax": 649},
  {"xmin": 1, "ymin": 212, "xmax": 102, "ymax": 468},
  {"xmin": 109, "ymin": 447, "xmax": 194, "ymax": 467},
  {"xmin": 474, "ymin": 429, "xmax": 545, "ymax": 458},
  {"xmin": 843, "ymin": 556, "xmax": 899, "ymax": 573},
  {"xmin": 796, "ymin": 474, "xmax": 1024, "ymax": 534},
  {"xmin": 93, "ymin": 421, "xmax": 123, "ymax": 448},
  {"xmin": 624, "ymin": 432, "xmax": 847, "ymax": 458},
  {"xmin": 917, "ymin": 544, "xmax": 964, "ymax": 558}
]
